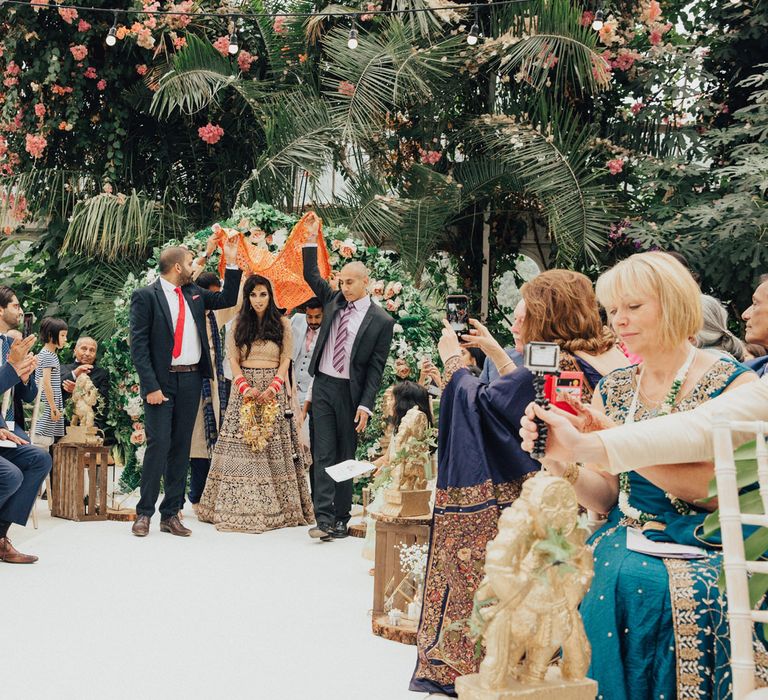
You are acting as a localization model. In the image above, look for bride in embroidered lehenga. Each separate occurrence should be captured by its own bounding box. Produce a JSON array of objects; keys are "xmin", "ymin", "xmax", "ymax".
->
[{"xmin": 197, "ymin": 274, "xmax": 314, "ymax": 533}]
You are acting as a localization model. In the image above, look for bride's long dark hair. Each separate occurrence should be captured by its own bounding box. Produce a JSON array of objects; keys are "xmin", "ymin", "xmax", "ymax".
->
[{"xmin": 234, "ymin": 274, "xmax": 284, "ymax": 358}]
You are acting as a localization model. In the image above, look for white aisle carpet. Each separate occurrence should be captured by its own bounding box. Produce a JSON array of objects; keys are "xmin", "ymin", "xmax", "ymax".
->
[{"xmin": 2, "ymin": 505, "xmax": 431, "ymax": 700}]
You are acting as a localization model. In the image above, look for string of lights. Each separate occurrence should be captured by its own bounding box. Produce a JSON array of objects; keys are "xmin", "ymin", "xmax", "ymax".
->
[{"xmin": 0, "ymin": 0, "xmax": 603, "ymax": 52}]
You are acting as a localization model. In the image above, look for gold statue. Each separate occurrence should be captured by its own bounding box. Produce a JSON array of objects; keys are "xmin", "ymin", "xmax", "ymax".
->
[
  {"xmin": 380, "ymin": 406, "xmax": 434, "ymax": 517},
  {"xmin": 70, "ymin": 373, "xmax": 99, "ymax": 429},
  {"xmin": 457, "ymin": 474, "xmax": 596, "ymax": 700},
  {"xmin": 61, "ymin": 373, "xmax": 104, "ymax": 445}
]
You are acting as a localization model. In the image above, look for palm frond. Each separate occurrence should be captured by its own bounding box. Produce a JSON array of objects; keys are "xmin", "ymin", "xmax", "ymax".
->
[
  {"xmin": 0, "ymin": 169, "xmax": 93, "ymax": 224},
  {"xmin": 234, "ymin": 91, "xmax": 335, "ymax": 208},
  {"xmin": 322, "ymin": 19, "xmax": 464, "ymax": 145},
  {"xmin": 393, "ymin": 0, "xmax": 467, "ymax": 40},
  {"xmin": 150, "ymin": 34, "xmax": 242, "ymax": 118},
  {"xmin": 466, "ymin": 112, "xmax": 619, "ymax": 263},
  {"xmin": 479, "ymin": 0, "xmax": 610, "ymax": 96},
  {"xmin": 452, "ymin": 157, "xmax": 522, "ymax": 208},
  {"xmin": 61, "ymin": 189, "xmax": 184, "ymax": 261},
  {"xmin": 304, "ymin": 3, "xmax": 358, "ymax": 44}
]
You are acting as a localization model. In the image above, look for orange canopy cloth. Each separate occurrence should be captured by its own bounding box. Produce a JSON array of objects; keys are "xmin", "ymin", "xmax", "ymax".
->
[{"xmin": 213, "ymin": 211, "xmax": 331, "ymax": 311}]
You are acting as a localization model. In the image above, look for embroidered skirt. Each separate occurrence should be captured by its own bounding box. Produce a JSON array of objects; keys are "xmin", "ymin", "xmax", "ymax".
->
[{"xmin": 197, "ymin": 367, "xmax": 315, "ymax": 533}]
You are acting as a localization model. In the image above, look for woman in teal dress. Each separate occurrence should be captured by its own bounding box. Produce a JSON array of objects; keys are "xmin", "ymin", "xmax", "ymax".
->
[{"xmin": 543, "ymin": 252, "xmax": 765, "ymax": 699}]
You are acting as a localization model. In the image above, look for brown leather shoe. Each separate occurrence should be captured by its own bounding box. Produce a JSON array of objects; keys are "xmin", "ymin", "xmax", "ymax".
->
[
  {"xmin": 160, "ymin": 515, "xmax": 191, "ymax": 537},
  {"xmin": 0, "ymin": 537, "xmax": 38, "ymax": 564},
  {"xmin": 132, "ymin": 515, "xmax": 150, "ymax": 537}
]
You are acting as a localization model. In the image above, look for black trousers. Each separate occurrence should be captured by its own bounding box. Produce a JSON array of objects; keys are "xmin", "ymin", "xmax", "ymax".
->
[
  {"xmin": 311, "ymin": 373, "xmax": 356, "ymax": 528},
  {"xmin": 137, "ymin": 371, "xmax": 202, "ymax": 519}
]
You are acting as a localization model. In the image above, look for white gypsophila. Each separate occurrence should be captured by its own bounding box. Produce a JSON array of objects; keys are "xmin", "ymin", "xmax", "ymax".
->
[
  {"xmin": 145, "ymin": 269, "xmax": 159, "ymax": 284},
  {"xmin": 617, "ymin": 489, "xmax": 642, "ymax": 521},
  {"xmin": 393, "ymin": 323, "xmax": 403, "ymax": 334},
  {"xmin": 399, "ymin": 542, "xmax": 429, "ymax": 583},
  {"xmin": 125, "ymin": 396, "xmax": 143, "ymax": 418}
]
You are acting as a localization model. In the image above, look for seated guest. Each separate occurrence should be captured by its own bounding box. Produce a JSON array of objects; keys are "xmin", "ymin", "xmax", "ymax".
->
[
  {"xmin": 61, "ymin": 336, "xmax": 110, "ymax": 438},
  {"xmin": 411, "ymin": 270, "xmax": 628, "ymax": 696},
  {"xmin": 525, "ymin": 252, "xmax": 758, "ymax": 699},
  {"xmin": 743, "ymin": 275, "xmax": 768, "ymax": 376},
  {"xmin": 479, "ymin": 299, "xmax": 525, "ymax": 383},
  {"xmin": 696, "ymin": 294, "xmax": 746, "ymax": 361},
  {"xmin": 0, "ymin": 334, "xmax": 52, "ymax": 563},
  {"xmin": 0, "ymin": 286, "xmax": 38, "ymax": 426}
]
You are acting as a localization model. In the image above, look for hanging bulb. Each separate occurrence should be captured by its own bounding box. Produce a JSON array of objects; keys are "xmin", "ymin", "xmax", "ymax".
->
[
  {"xmin": 228, "ymin": 31, "xmax": 238, "ymax": 55},
  {"xmin": 106, "ymin": 12, "xmax": 118, "ymax": 46},
  {"xmin": 591, "ymin": 8, "xmax": 605, "ymax": 31},
  {"xmin": 347, "ymin": 27, "xmax": 358, "ymax": 50},
  {"xmin": 467, "ymin": 23, "xmax": 480, "ymax": 45}
]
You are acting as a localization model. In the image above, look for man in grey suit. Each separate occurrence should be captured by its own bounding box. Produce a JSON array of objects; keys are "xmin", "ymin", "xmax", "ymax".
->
[{"xmin": 302, "ymin": 221, "xmax": 394, "ymax": 540}]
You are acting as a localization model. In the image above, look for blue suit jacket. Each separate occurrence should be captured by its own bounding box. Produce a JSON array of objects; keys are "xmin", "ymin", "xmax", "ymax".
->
[{"xmin": 0, "ymin": 362, "xmax": 36, "ymax": 437}]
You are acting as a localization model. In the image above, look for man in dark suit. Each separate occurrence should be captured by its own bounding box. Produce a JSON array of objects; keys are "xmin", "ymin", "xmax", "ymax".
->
[
  {"xmin": 61, "ymin": 336, "xmax": 111, "ymax": 440},
  {"xmin": 0, "ymin": 333, "xmax": 52, "ymax": 564},
  {"xmin": 302, "ymin": 218, "xmax": 394, "ymax": 541},
  {"xmin": 129, "ymin": 239, "xmax": 241, "ymax": 537}
]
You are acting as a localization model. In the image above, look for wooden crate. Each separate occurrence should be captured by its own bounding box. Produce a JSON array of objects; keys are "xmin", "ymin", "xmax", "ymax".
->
[
  {"xmin": 51, "ymin": 444, "xmax": 110, "ymax": 522},
  {"xmin": 371, "ymin": 511, "xmax": 431, "ymax": 644}
]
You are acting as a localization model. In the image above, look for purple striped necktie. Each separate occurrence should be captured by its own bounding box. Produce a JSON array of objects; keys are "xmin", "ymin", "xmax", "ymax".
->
[{"xmin": 332, "ymin": 302, "xmax": 355, "ymax": 373}]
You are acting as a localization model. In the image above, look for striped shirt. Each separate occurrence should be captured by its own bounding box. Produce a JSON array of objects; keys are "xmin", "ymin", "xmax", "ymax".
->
[{"xmin": 34, "ymin": 348, "xmax": 65, "ymax": 438}]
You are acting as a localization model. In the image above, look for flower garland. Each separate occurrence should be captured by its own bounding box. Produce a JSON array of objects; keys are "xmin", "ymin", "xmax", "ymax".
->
[
  {"xmin": 240, "ymin": 398, "xmax": 280, "ymax": 453},
  {"xmin": 618, "ymin": 347, "xmax": 696, "ymax": 523}
]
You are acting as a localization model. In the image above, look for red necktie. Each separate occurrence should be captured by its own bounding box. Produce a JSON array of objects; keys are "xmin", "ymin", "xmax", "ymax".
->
[{"xmin": 172, "ymin": 287, "xmax": 185, "ymax": 359}]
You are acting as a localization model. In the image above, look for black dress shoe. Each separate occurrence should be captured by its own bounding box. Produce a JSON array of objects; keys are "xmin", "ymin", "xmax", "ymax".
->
[
  {"xmin": 330, "ymin": 522, "xmax": 349, "ymax": 539},
  {"xmin": 308, "ymin": 524, "xmax": 333, "ymax": 541}
]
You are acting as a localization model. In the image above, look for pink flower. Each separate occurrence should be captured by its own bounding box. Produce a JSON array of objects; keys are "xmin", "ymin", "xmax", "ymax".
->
[
  {"xmin": 419, "ymin": 148, "xmax": 442, "ymax": 165},
  {"xmin": 34, "ymin": 103, "xmax": 46, "ymax": 118},
  {"xmin": 370, "ymin": 280, "xmax": 386, "ymax": 298},
  {"xmin": 198, "ymin": 123, "xmax": 224, "ymax": 145},
  {"xmin": 165, "ymin": 1, "xmax": 194, "ymax": 29},
  {"xmin": 96, "ymin": 79, "xmax": 106, "ymax": 91},
  {"xmin": 103, "ymin": 183, "xmax": 114, "ymax": 194},
  {"xmin": 172, "ymin": 35, "xmax": 186, "ymax": 50},
  {"xmin": 385, "ymin": 298, "xmax": 401, "ymax": 312},
  {"xmin": 3, "ymin": 77, "xmax": 18, "ymax": 88},
  {"xmin": 338, "ymin": 80, "xmax": 355, "ymax": 97},
  {"xmin": 212, "ymin": 35, "xmax": 230, "ymax": 57},
  {"xmin": 237, "ymin": 50, "xmax": 255, "ymax": 72},
  {"xmin": 630, "ymin": 101, "xmax": 643, "ymax": 115},
  {"xmin": 580, "ymin": 10, "xmax": 594, "ymax": 27},
  {"xmin": 339, "ymin": 243, "xmax": 357, "ymax": 258},
  {"xmin": 331, "ymin": 239, "xmax": 342, "ymax": 251},
  {"xmin": 135, "ymin": 27, "xmax": 155, "ymax": 50},
  {"xmin": 606, "ymin": 158, "xmax": 624, "ymax": 175},
  {"xmin": 649, "ymin": 30, "xmax": 662, "ymax": 45},
  {"xmin": 273, "ymin": 14, "xmax": 288, "ymax": 34},
  {"xmin": 25, "ymin": 133, "xmax": 47, "ymax": 159},
  {"xmin": 613, "ymin": 48, "xmax": 640, "ymax": 71},
  {"xmin": 5, "ymin": 61, "xmax": 20, "ymax": 76},
  {"xmin": 84, "ymin": 66, "xmax": 98, "ymax": 79},
  {"xmin": 136, "ymin": 64, "xmax": 148, "ymax": 76},
  {"xmin": 77, "ymin": 19, "xmax": 91, "ymax": 32},
  {"xmin": 129, "ymin": 429, "xmax": 145, "ymax": 445},
  {"xmin": 70, "ymin": 45, "xmax": 88, "ymax": 61},
  {"xmin": 641, "ymin": 0, "xmax": 662, "ymax": 24},
  {"xmin": 58, "ymin": 7, "xmax": 78, "ymax": 24}
]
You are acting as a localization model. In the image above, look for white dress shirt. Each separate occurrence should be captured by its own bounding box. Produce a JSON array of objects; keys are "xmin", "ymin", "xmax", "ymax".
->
[
  {"xmin": 159, "ymin": 276, "xmax": 201, "ymax": 365},
  {"xmin": 318, "ymin": 295, "xmax": 371, "ymax": 379},
  {"xmin": 291, "ymin": 314, "xmax": 319, "ymax": 405}
]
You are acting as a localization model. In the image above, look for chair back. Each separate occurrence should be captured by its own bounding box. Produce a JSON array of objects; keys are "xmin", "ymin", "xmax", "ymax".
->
[{"xmin": 713, "ymin": 414, "xmax": 768, "ymax": 699}]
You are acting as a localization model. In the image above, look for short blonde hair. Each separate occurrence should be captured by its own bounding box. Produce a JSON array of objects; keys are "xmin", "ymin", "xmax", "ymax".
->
[{"xmin": 595, "ymin": 252, "xmax": 702, "ymax": 349}]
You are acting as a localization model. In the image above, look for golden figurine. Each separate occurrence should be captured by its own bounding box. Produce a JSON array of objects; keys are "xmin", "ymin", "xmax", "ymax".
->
[
  {"xmin": 457, "ymin": 474, "xmax": 597, "ymax": 700},
  {"xmin": 60, "ymin": 374, "xmax": 104, "ymax": 445},
  {"xmin": 380, "ymin": 406, "xmax": 434, "ymax": 518}
]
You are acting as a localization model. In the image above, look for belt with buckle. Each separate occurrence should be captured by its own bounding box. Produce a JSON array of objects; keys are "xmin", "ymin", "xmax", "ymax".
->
[{"xmin": 169, "ymin": 363, "xmax": 199, "ymax": 373}]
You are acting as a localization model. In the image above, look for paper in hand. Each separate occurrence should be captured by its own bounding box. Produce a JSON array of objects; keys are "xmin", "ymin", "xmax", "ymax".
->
[
  {"xmin": 325, "ymin": 459, "xmax": 376, "ymax": 483},
  {"xmin": 626, "ymin": 527, "xmax": 707, "ymax": 560}
]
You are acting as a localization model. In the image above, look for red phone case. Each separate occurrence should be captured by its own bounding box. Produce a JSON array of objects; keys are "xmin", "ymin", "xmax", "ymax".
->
[{"xmin": 544, "ymin": 371, "xmax": 584, "ymax": 415}]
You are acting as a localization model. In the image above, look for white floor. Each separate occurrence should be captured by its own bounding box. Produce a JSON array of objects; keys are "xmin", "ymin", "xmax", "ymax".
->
[{"xmin": 2, "ymin": 503, "xmax": 432, "ymax": 700}]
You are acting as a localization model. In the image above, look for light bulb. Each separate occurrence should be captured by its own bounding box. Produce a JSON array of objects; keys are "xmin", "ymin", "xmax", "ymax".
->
[
  {"xmin": 106, "ymin": 28, "xmax": 117, "ymax": 46},
  {"xmin": 467, "ymin": 23, "xmax": 480, "ymax": 45},
  {"xmin": 347, "ymin": 28, "xmax": 358, "ymax": 50},
  {"xmin": 228, "ymin": 33, "xmax": 238, "ymax": 55},
  {"xmin": 591, "ymin": 9, "xmax": 604, "ymax": 31}
]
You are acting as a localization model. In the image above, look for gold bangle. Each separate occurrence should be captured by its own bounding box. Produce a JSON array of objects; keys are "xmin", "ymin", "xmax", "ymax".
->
[
  {"xmin": 562, "ymin": 463, "xmax": 581, "ymax": 485},
  {"xmin": 496, "ymin": 359, "xmax": 515, "ymax": 373}
]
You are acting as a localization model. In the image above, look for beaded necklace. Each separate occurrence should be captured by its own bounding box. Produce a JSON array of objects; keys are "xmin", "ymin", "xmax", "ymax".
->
[{"xmin": 617, "ymin": 346, "xmax": 696, "ymax": 523}]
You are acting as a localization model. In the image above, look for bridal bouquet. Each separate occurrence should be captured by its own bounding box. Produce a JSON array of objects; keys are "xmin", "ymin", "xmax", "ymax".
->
[{"xmin": 240, "ymin": 397, "xmax": 280, "ymax": 453}]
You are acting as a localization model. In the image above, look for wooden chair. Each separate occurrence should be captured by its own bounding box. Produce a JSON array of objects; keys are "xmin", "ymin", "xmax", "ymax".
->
[{"xmin": 713, "ymin": 414, "xmax": 768, "ymax": 699}]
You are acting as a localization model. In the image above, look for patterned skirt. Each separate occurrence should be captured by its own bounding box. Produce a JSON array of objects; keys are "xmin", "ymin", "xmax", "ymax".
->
[{"xmin": 197, "ymin": 367, "xmax": 315, "ymax": 533}]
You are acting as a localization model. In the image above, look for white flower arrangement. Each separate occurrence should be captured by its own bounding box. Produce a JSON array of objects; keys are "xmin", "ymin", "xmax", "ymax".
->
[
  {"xmin": 135, "ymin": 445, "xmax": 146, "ymax": 466},
  {"xmin": 399, "ymin": 542, "xmax": 429, "ymax": 585}
]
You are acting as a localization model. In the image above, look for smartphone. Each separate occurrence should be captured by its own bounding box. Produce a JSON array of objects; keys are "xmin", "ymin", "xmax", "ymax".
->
[
  {"xmin": 544, "ymin": 371, "xmax": 584, "ymax": 415},
  {"xmin": 22, "ymin": 312, "xmax": 33, "ymax": 338},
  {"xmin": 446, "ymin": 294, "xmax": 469, "ymax": 335}
]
